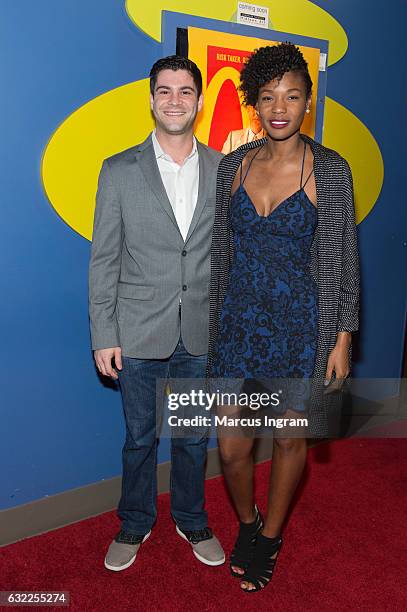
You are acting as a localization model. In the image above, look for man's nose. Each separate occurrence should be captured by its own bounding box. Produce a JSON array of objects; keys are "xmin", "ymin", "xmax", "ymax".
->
[{"xmin": 169, "ymin": 92, "xmax": 181, "ymax": 105}]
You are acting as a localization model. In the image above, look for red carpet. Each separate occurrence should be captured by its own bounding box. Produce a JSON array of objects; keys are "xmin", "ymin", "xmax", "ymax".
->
[{"xmin": 1, "ymin": 438, "xmax": 406, "ymax": 611}]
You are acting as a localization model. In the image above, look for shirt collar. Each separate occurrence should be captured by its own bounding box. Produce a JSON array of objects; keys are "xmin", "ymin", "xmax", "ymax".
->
[{"xmin": 152, "ymin": 130, "xmax": 197, "ymax": 163}]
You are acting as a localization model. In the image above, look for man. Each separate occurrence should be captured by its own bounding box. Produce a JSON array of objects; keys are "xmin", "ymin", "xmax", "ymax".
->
[{"xmin": 89, "ymin": 56, "xmax": 224, "ymax": 571}]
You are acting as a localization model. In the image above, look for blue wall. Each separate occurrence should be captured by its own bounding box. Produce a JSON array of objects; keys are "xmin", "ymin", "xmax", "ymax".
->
[{"xmin": 1, "ymin": 0, "xmax": 406, "ymax": 510}]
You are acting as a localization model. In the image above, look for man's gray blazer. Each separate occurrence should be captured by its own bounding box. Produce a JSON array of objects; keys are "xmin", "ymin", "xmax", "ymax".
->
[{"xmin": 89, "ymin": 134, "xmax": 223, "ymax": 358}]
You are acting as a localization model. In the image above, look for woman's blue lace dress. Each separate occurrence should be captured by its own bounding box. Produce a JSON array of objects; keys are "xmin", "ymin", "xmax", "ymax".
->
[{"xmin": 211, "ymin": 144, "xmax": 318, "ymax": 409}]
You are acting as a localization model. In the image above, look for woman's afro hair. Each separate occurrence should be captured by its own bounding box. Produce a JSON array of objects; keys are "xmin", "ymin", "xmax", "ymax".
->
[{"xmin": 240, "ymin": 42, "xmax": 313, "ymax": 107}]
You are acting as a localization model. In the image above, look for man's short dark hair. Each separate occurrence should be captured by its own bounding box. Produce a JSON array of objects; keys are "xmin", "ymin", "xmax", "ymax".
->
[{"xmin": 149, "ymin": 55, "xmax": 203, "ymax": 98}]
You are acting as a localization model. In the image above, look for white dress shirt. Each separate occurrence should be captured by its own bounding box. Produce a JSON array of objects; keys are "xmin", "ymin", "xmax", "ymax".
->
[{"xmin": 152, "ymin": 131, "xmax": 199, "ymax": 241}]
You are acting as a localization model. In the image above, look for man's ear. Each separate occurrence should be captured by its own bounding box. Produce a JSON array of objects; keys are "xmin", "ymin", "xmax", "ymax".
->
[
  {"xmin": 197, "ymin": 94, "xmax": 204, "ymax": 113},
  {"xmin": 150, "ymin": 92, "xmax": 154, "ymax": 111}
]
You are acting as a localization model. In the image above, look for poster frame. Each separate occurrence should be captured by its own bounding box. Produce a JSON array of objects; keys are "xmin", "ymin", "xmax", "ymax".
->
[{"xmin": 161, "ymin": 10, "xmax": 328, "ymax": 143}]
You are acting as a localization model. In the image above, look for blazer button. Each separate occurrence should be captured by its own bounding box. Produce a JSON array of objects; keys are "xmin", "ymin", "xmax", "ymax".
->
[
  {"xmin": 182, "ymin": 285, "xmax": 187, "ymax": 291},
  {"xmin": 182, "ymin": 250, "xmax": 187, "ymax": 256}
]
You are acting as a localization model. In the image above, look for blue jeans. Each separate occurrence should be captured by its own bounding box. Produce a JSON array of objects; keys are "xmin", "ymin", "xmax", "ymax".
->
[{"xmin": 117, "ymin": 338, "xmax": 208, "ymax": 535}]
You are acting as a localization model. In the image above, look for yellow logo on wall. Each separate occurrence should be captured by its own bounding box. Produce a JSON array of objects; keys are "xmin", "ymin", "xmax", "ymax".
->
[{"xmin": 41, "ymin": 0, "xmax": 384, "ymax": 240}]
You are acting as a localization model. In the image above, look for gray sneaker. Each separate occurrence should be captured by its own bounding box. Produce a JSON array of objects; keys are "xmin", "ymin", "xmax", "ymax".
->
[
  {"xmin": 176, "ymin": 525, "xmax": 225, "ymax": 566},
  {"xmin": 104, "ymin": 530, "xmax": 151, "ymax": 571}
]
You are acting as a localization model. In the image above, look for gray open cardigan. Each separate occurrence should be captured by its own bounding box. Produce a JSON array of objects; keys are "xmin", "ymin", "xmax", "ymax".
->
[{"xmin": 206, "ymin": 134, "xmax": 360, "ymax": 437}]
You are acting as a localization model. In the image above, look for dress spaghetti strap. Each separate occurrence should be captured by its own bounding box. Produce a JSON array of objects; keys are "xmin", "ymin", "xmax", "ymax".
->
[
  {"xmin": 302, "ymin": 168, "xmax": 314, "ymax": 189},
  {"xmin": 241, "ymin": 145, "xmax": 264, "ymax": 186},
  {"xmin": 300, "ymin": 140, "xmax": 314, "ymax": 189}
]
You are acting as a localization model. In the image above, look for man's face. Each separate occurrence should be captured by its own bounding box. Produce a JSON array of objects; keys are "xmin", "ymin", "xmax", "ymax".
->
[{"xmin": 150, "ymin": 69, "xmax": 203, "ymax": 136}]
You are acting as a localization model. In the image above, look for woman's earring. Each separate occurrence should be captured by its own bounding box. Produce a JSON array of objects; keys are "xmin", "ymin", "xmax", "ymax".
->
[{"xmin": 306, "ymin": 107, "xmax": 310, "ymax": 114}]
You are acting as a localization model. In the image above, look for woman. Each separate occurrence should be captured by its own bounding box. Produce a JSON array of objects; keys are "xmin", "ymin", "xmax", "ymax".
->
[{"xmin": 207, "ymin": 43, "xmax": 360, "ymax": 592}]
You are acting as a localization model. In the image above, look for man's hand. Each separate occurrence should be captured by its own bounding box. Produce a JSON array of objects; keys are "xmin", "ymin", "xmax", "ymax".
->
[{"xmin": 94, "ymin": 347, "xmax": 122, "ymax": 380}]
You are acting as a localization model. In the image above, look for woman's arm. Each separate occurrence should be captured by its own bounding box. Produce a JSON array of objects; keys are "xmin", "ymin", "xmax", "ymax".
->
[
  {"xmin": 337, "ymin": 159, "xmax": 360, "ymax": 333},
  {"xmin": 325, "ymin": 159, "xmax": 360, "ymax": 385}
]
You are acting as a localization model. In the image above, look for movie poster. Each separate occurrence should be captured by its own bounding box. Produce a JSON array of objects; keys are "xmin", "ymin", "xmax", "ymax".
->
[{"xmin": 187, "ymin": 27, "xmax": 321, "ymax": 152}]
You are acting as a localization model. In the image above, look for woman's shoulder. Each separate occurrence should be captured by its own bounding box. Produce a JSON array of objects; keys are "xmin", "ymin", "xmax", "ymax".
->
[
  {"xmin": 219, "ymin": 138, "xmax": 267, "ymax": 172},
  {"xmin": 302, "ymin": 134, "xmax": 350, "ymax": 171}
]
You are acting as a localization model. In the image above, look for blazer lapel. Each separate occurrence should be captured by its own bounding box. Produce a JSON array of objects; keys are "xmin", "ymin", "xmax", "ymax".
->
[
  {"xmin": 184, "ymin": 141, "xmax": 210, "ymax": 244},
  {"xmin": 135, "ymin": 136, "xmax": 182, "ymax": 238}
]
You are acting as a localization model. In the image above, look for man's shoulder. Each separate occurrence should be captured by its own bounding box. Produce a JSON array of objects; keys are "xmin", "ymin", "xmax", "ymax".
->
[
  {"xmin": 104, "ymin": 146, "xmax": 137, "ymax": 168},
  {"xmin": 103, "ymin": 135, "xmax": 152, "ymax": 168},
  {"xmin": 103, "ymin": 136, "xmax": 225, "ymax": 171},
  {"xmin": 197, "ymin": 141, "xmax": 224, "ymax": 165}
]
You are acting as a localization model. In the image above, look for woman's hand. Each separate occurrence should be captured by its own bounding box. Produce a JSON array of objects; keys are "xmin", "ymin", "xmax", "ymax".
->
[{"xmin": 324, "ymin": 332, "xmax": 351, "ymax": 393}]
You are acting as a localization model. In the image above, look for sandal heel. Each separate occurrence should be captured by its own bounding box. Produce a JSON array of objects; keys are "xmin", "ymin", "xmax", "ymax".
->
[
  {"xmin": 241, "ymin": 533, "xmax": 283, "ymax": 592},
  {"xmin": 229, "ymin": 505, "xmax": 263, "ymax": 578}
]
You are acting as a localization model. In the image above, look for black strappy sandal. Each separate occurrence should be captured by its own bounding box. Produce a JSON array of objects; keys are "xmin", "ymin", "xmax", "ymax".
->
[
  {"xmin": 230, "ymin": 505, "xmax": 264, "ymax": 578},
  {"xmin": 241, "ymin": 532, "xmax": 283, "ymax": 592}
]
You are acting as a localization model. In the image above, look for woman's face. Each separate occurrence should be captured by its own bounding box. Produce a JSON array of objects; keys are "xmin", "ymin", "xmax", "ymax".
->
[{"xmin": 255, "ymin": 70, "xmax": 311, "ymax": 141}]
